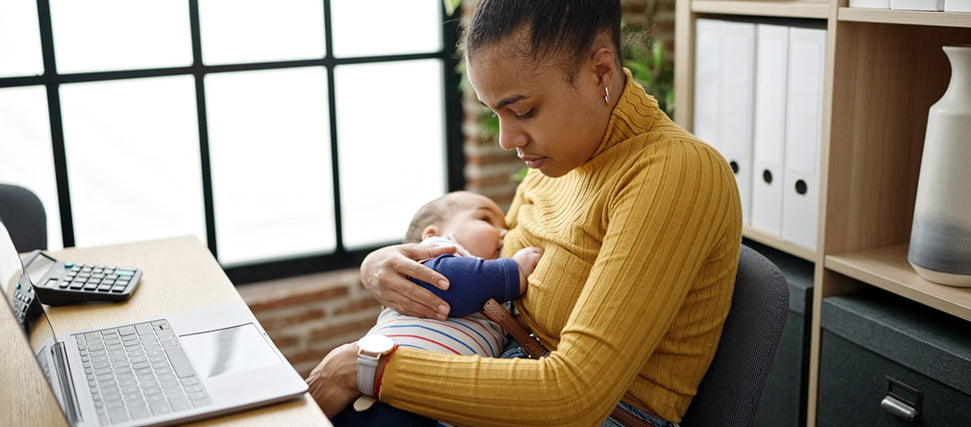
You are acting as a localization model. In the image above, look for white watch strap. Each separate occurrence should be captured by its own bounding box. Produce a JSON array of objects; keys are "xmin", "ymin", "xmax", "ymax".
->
[{"xmin": 357, "ymin": 353, "xmax": 380, "ymax": 397}]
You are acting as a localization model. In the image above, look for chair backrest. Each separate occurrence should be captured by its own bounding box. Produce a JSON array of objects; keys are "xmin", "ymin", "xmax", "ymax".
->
[
  {"xmin": 681, "ymin": 244, "xmax": 789, "ymax": 427},
  {"xmin": 0, "ymin": 184, "xmax": 47, "ymax": 252}
]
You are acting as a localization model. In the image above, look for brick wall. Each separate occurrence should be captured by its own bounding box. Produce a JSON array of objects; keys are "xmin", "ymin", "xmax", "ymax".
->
[{"xmin": 241, "ymin": 0, "xmax": 677, "ymax": 378}]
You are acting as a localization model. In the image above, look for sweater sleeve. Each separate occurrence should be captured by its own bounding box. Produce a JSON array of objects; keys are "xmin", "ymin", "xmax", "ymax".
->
[
  {"xmin": 376, "ymin": 140, "xmax": 741, "ymax": 426},
  {"xmin": 411, "ymin": 255, "xmax": 521, "ymax": 316}
]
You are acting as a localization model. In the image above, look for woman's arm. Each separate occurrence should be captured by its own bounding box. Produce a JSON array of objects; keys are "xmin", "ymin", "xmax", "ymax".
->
[{"xmin": 359, "ymin": 243, "xmax": 457, "ymax": 320}]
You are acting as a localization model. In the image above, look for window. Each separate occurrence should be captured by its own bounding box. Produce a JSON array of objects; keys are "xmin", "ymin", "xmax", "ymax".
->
[{"xmin": 0, "ymin": 0, "xmax": 463, "ymax": 283}]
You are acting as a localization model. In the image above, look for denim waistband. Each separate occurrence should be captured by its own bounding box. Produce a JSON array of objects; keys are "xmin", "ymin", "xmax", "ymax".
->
[{"xmin": 501, "ymin": 341, "xmax": 679, "ymax": 427}]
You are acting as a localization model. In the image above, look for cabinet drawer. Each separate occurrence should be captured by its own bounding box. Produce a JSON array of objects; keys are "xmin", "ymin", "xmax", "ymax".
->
[{"xmin": 819, "ymin": 290, "xmax": 971, "ymax": 426}]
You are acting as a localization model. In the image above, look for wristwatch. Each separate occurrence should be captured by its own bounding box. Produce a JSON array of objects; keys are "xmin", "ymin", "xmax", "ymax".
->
[{"xmin": 356, "ymin": 335, "xmax": 396, "ymax": 397}]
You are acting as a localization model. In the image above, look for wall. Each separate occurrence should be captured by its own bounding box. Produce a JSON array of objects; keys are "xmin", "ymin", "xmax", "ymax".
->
[{"xmin": 241, "ymin": 0, "xmax": 676, "ymax": 378}]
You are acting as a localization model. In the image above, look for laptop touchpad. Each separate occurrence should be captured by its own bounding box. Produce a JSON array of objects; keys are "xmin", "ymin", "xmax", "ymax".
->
[{"xmin": 180, "ymin": 323, "xmax": 282, "ymax": 378}]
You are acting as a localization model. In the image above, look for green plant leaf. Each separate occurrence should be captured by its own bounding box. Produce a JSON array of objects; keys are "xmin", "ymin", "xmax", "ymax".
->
[{"xmin": 443, "ymin": 0, "xmax": 461, "ymax": 16}]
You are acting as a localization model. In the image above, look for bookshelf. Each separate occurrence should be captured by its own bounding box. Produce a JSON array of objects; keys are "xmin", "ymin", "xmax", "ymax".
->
[{"xmin": 674, "ymin": 0, "xmax": 971, "ymax": 425}]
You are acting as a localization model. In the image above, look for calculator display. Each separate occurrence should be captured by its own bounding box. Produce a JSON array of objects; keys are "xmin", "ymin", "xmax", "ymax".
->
[{"xmin": 24, "ymin": 251, "xmax": 56, "ymax": 285}]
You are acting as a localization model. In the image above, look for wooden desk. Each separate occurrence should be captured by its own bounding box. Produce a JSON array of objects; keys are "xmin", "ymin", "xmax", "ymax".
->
[{"xmin": 0, "ymin": 236, "xmax": 330, "ymax": 426}]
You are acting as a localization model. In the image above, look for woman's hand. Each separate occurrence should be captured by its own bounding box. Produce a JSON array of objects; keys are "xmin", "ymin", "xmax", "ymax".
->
[
  {"xmin": 360, "ymin": 243, "xmax": 456, "ymax": 320},
  {"xmin": 305, "ymin": 343, "xmax": 360, "ymax": 417}
]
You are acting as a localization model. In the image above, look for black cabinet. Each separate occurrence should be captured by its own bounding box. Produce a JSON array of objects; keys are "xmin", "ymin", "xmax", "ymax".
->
[{"xmin": 818, "ymin": 290, "xmax": 971, "ymax": 426}]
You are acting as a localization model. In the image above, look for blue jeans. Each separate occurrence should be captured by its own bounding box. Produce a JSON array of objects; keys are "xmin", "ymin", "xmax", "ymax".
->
[
  {"xmin": 501, "ymin": 341, "xmax": 679, "ymax": 427},
  {"xmin": 330, "ymin": 400, "xmax": 435, "ymax": 427},
  {"xmin": 602, "ymin": 401, "xmax": 680, "ymax": 427}
]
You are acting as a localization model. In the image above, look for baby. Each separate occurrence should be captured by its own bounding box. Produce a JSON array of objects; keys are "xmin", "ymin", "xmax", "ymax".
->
[{"xmin": 363, "ymin": 190, "xmax": 542, "ymax": 357}]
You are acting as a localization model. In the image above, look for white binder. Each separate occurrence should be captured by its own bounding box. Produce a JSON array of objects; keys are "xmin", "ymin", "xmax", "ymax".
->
[
  {"xmin": 751, "ymin": 24, "xmax": 790, "ymax": 236},
  {"xmin": 891, "ymin": 0, "xmax": 944, "ymax": 10},
  {"xmin": 782, "ymin": 27, "xmax": 826, "ymax": 251},
  {"xmin": 693, "ymin": 19, "xmax": 722, "ymax": 151},
  {"xmin": 849, "ymin": 0, "xmax": 891, "ymax": 8},
  {"xmin": 717, "ymin": 21, "xmax": 757, "ymax": 225},
  {"xmin": 945, "ymin": 0, "xmax": 971, "ymax": 11}
]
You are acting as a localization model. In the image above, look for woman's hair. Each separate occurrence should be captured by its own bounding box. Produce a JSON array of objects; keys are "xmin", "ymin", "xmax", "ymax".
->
[{"xmin": 463, "ymin": 0, "xmax": 622, "ymax": 80}]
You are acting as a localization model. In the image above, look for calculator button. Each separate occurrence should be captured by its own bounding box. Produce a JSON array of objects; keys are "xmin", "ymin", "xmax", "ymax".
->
[
  {"xmin": 111, "ymin": 286, "xmax": 127, "ymax": 293},
  {"xmin": 83, "ymin": 283, "xmax": 98, "ymax": 291},
  {"xmin": 69, "ymin": 282, "xmax": 85, "ymax": 290},
  {"xmin": 64, "ymin": 262, "xmax": 74, "ymax": 268},
  {"xmin": 116, "ymin": 270, "xmax": 135, "ymax": 277},
  {"xmin": 58, "ymin": 281, "xmax": 70, "ymax": 289},
  {"xmin": 45, "ymin": 279, "xmax": 59, "ymax": 288},
  {"xmin": 97, "ymin": 284, "xmax": 112, "ymax": 292}
]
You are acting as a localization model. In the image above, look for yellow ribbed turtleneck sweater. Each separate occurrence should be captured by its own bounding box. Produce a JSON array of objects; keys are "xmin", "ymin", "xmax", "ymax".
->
[{"xmin": 378, "ymin": 70, "xmax": 742, "ymax": 426}]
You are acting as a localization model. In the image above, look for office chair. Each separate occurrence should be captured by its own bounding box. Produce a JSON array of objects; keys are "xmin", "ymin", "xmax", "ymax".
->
[
  {"xmin": 0, "ymin": 183, "xmax": 48, "ymax": 252},
  {"xmin": 680, "ymin": 244, "xmax": 789, "ymax": 427}
]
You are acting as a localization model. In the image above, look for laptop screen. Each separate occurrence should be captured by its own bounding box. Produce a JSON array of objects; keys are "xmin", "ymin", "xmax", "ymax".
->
[{"xmin": 0, "ymin": 220, "xmax": 58, "ymax": 356}]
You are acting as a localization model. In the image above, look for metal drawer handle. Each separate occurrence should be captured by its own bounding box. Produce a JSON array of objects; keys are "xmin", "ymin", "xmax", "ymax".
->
[
  {"xmin": 881, "ymin": 395, "xmax": 917, "ymax": 421},
  {"xmin": 882, "ymin": 376, "xmax": 922, "ymax": 422}
]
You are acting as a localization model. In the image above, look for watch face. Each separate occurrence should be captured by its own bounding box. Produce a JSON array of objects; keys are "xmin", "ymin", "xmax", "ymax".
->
[{"xmin": 358, "ymin": 335, "xmax": 395, "ymax": 354}]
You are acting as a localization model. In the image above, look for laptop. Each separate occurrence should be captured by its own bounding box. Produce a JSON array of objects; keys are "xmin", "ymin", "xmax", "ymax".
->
[{"xmin": 0, "ymin": 221, "xmax": 308, "ymax": 426}]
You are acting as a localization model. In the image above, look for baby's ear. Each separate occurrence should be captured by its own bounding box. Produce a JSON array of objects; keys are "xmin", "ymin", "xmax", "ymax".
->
[{"xmin": 421, "ymin": 225, "xmax": 442, "ymax": 240}]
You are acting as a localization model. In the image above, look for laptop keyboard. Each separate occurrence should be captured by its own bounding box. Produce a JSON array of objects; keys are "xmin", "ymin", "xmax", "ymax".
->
[{"xmin": 75, "ymin": 319, "xmax": 211, "ymax": 425}]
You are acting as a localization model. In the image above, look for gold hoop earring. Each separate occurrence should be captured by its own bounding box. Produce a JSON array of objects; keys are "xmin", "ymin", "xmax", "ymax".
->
[{"xmin": 604, "ymin": 87, "xmax": 610, "ymax": 105}]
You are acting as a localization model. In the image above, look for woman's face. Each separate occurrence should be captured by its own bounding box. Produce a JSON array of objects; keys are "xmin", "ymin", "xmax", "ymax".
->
[{"xmin": 466, "ymin": 33, "xmax": 612, "ymax": 178}]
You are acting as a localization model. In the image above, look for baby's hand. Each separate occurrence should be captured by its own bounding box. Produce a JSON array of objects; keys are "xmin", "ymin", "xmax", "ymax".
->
[{"xmin": 512, "ymin": 247, "xmax": 543, "ymax": 295}]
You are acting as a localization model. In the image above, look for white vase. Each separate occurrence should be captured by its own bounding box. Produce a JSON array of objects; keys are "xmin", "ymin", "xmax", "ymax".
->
[{"xmin": 908, "ymin": 45, "xmax": 971, "ymax": 287}]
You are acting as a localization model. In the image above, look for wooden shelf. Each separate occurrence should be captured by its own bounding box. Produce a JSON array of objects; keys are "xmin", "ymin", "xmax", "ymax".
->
[
  {"xmin": 743, "ymin": 226, "xmax": 817, "ymax": 262},
  {"xmin": 675, "ymin": 1, "xmax": 971, "ymax": 423},
  {"xmin": 825, "ymin": 244, "xmax": 971, "ymax": 322},
  {"xmin": 838, "ymin": 7, "xmax": 971, "ymax": 27},
  {"xmin": 692, "ymin": 0, "xmax": 830, "ymax": 18}
]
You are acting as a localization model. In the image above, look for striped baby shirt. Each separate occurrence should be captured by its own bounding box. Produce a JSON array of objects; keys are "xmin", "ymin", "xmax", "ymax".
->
[{"xmin": 363, "ymin": 235, "xmax": 521, "ymax": 357}]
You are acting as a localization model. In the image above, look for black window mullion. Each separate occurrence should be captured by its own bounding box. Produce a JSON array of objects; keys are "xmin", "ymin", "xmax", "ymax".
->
[
  {"xmin": 35, "ymin": 0, "xmax": 74, "ymax": 248},
  {"xmin": 322, "ymin": 0, "xmax": 345, "ymax": 255},
  {"xmin": 187, "ymin": 0, "xmax": 217, "ymax": 257},
  {"xmin": 442, "ymin": 4, "xmax": 465, "ymax": 191}
]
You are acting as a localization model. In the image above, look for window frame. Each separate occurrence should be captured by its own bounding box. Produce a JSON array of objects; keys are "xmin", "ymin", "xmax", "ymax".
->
[{"xmin": 0, "ymin": 0, "xmax": 465, "ymax": 284}]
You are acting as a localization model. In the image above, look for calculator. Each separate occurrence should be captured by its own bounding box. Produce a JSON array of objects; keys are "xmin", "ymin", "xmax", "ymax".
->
[
  {"xmin": 10, "ymin": 268, "xmax": 44, "ymax": 333},
  {"xmin": 22, "ymin": 250, "xmax": 142, "ymax": 305}
]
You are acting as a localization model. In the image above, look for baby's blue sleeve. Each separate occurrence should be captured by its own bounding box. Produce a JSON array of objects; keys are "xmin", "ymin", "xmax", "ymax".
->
[{"xmin": 410, "ymin": 254, "xmax": 521, "ymax": 317}]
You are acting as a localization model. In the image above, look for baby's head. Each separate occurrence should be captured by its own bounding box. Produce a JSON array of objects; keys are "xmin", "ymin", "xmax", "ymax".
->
[{"xmin": 404, "ymin": 191, "xmax": 508, "ymax": 259}]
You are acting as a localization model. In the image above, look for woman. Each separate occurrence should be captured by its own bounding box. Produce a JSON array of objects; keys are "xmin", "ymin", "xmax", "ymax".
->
[{"xmin": 306, "ymin": 1, "xmax": 741, "ymax": 425}]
